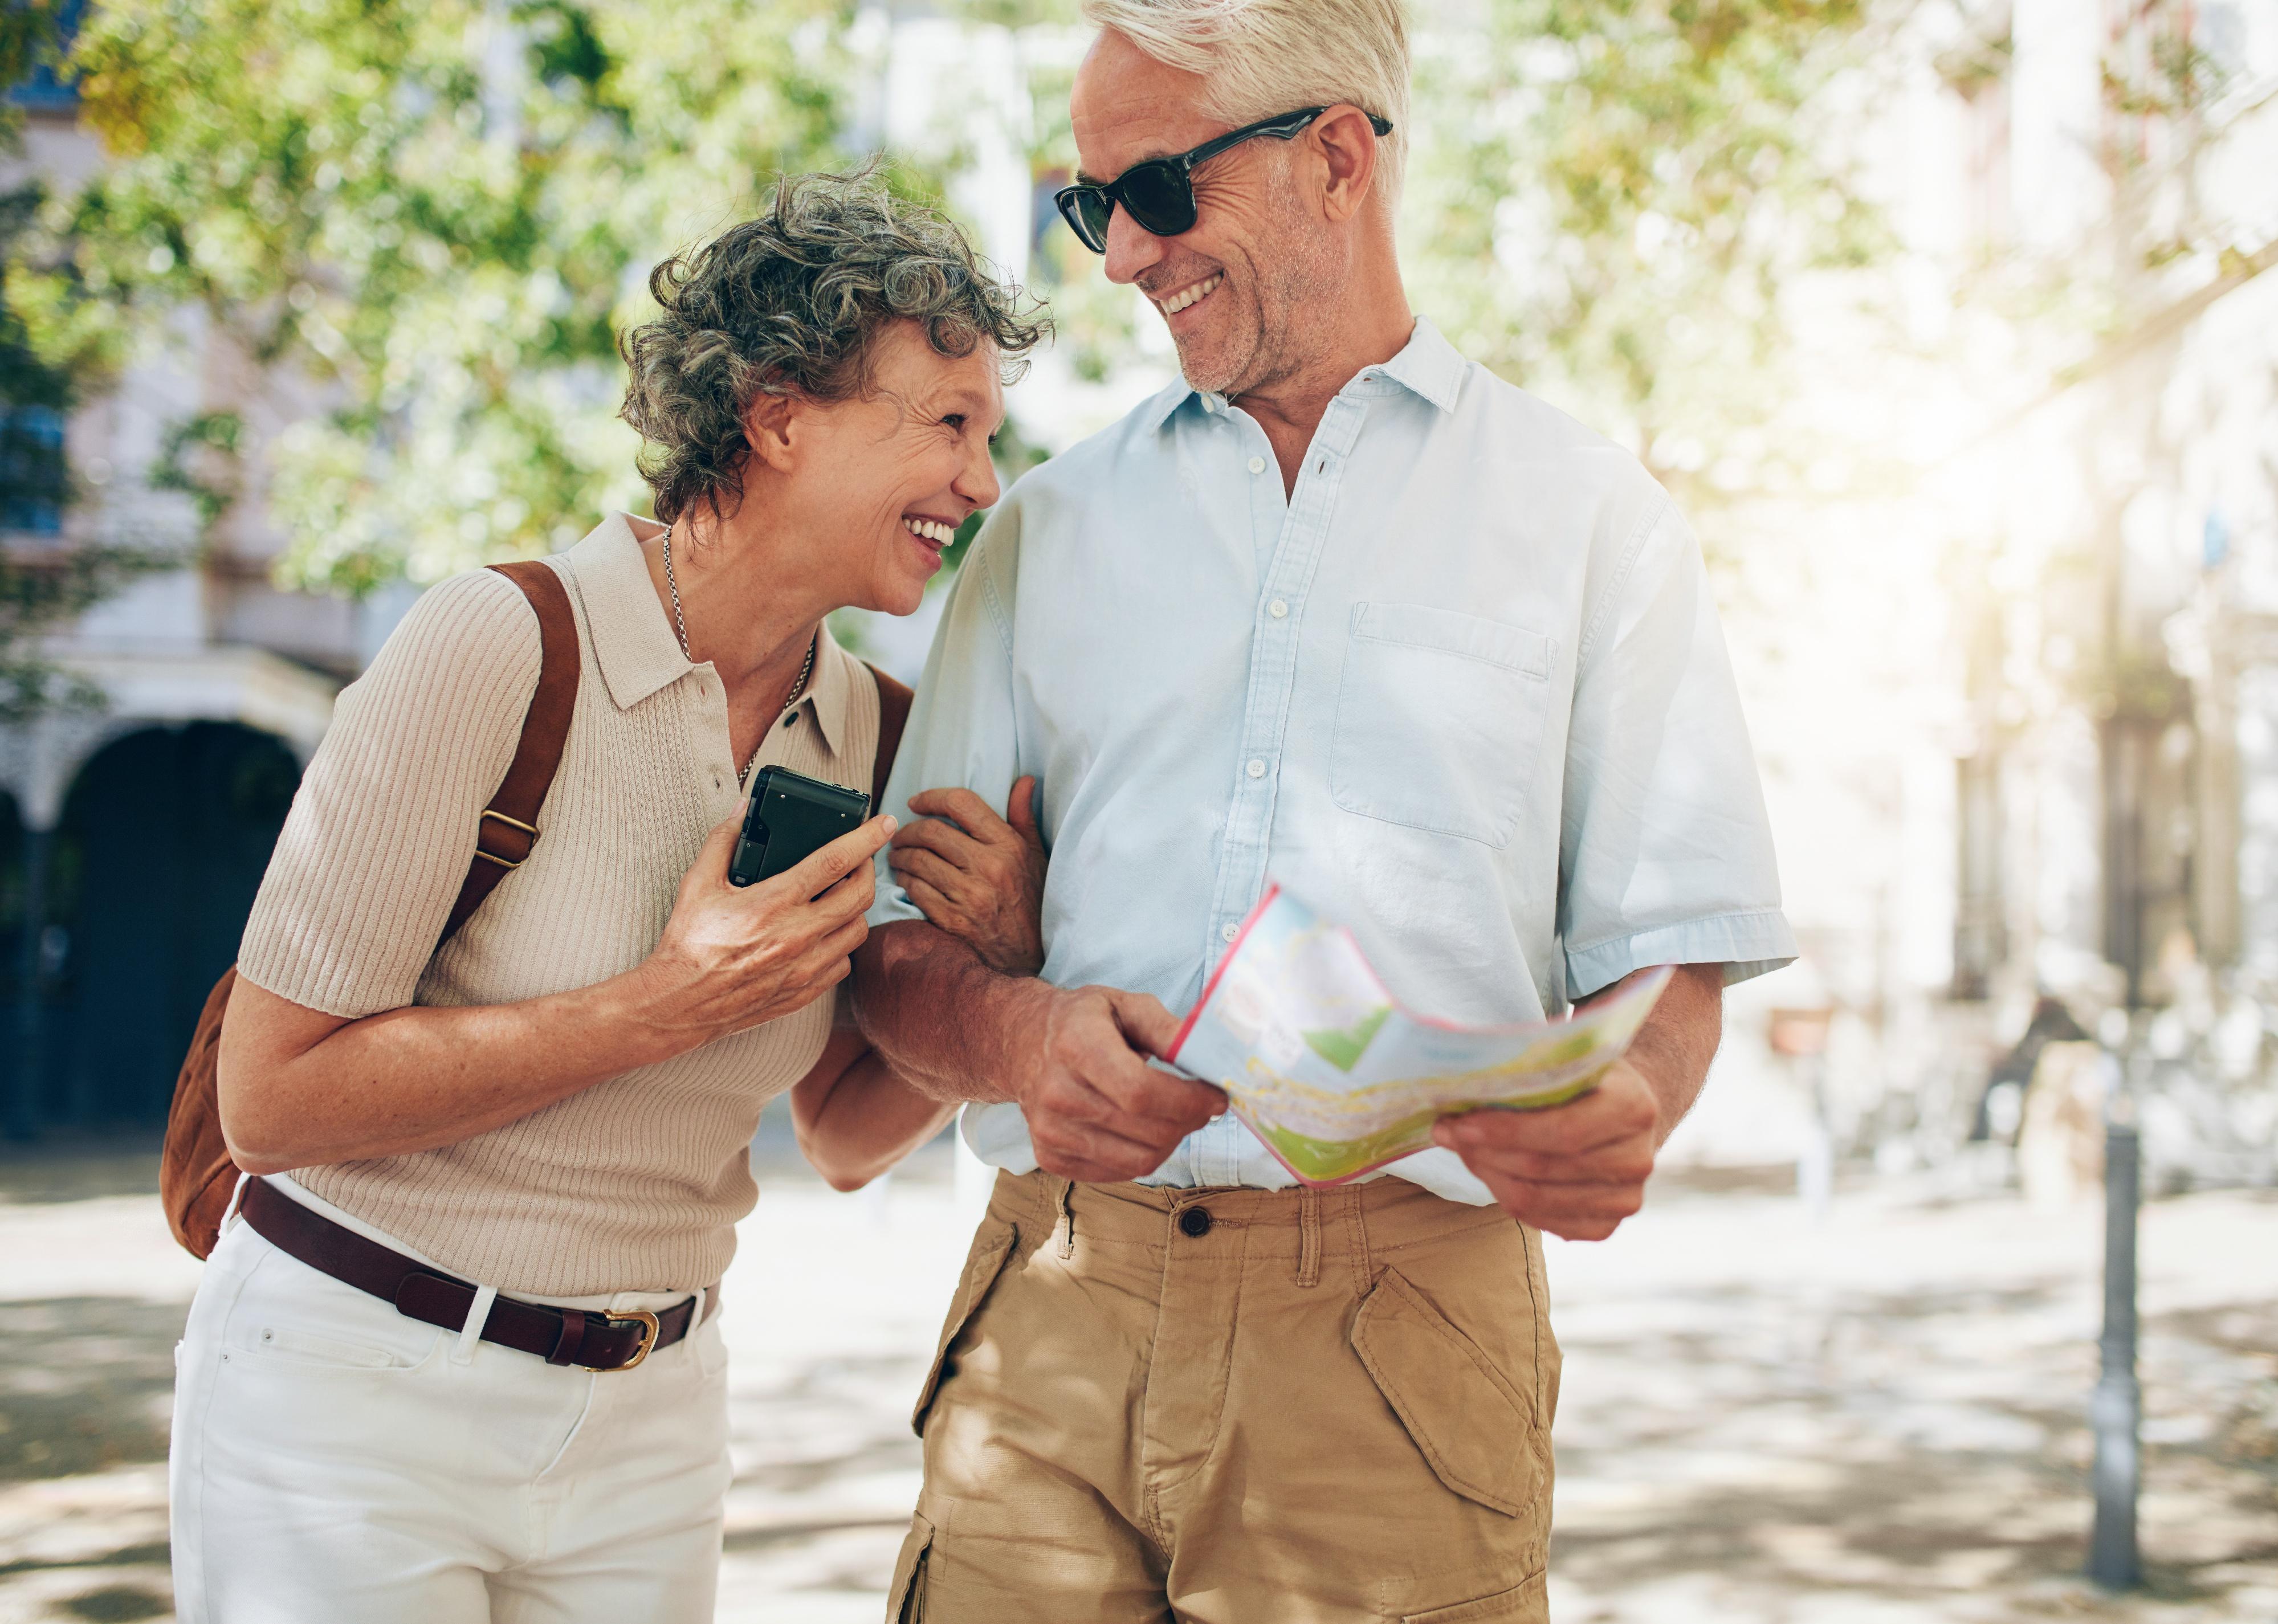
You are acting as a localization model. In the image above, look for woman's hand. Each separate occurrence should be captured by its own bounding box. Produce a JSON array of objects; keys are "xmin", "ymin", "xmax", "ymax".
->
[
  {"xmin": 889, "ymin": 776, "xmax": 1048, "ymax": 976},
  {"xmin": 638, "ymin": 813, "xmax": 896, "ymax": 1045}
]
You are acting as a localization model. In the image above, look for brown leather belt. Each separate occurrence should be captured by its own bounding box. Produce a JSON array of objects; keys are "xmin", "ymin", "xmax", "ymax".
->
[{"xmin": 241, "ymin": 1177, "xmax": 714, "ymax": 1373}]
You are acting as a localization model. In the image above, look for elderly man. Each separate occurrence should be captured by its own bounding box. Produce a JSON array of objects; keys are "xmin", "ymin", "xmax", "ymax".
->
[{"xmin": 854, "ymin": 1, "xmax": 1795, "ymax": 1618}]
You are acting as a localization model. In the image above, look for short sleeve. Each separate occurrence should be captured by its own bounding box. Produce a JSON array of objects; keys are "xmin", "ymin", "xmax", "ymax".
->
[
  {"xmin": 1558, "ymin": 501, "xmax": 1796, "ymax": 998},
  {"xmin": 867, "ymin": 512, "xmax": 1024, "ymax": 929},
  {"xmin": 237, "ymin": 568, "xmax": 543, "ymax": 1017}
]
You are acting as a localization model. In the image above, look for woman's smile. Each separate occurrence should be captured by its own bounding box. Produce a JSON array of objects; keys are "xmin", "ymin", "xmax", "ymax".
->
[{"xmin": 903, "ymin": 513, "xmax": 960, "ymax": 559}]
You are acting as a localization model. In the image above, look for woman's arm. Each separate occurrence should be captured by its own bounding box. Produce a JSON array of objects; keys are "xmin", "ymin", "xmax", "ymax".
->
[
  {"xmin": 787, "ymin": 1026, "xmax": 956, "ymax": 1192},
  {"xmin": 219, "ymin": 814, "xmax": 891, "ymax": 1174},
  {"xmin": 786, "ymin": 773, "xmax": 1047, "ymax": 1188}
]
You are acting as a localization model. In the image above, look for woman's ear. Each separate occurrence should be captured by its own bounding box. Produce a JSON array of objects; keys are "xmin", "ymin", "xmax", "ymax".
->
[{"xmin": 745, "ymin": 391, "xmax": 800, "ymax": 474}]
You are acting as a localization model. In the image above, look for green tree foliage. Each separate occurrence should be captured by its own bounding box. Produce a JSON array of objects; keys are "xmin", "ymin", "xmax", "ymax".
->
[
  {"xmin": 16, "ymin": 0, "xmax": 886, "ymax": 593},
  {"xmin": 19, "ymin": 0, "xmax": 1903, "ymax": 595},
  {"xmin": 0, "ymin": 0, "xmax": 161, "ymax": 721},
  {"xmin": 1403, "ymin": 0, "xmax": 1894, "ymax": 504}
]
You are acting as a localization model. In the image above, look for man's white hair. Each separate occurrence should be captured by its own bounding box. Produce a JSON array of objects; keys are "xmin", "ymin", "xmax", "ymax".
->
[{"xmin": 1080, "ymin": 0, "xmax": 1411, "ymax": 202}]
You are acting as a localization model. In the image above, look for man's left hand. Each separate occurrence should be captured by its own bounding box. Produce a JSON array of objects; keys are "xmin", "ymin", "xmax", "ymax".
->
[{"xmin": 1429, "ymin": 1060, "xmax": 1662, "ymax": 1241}]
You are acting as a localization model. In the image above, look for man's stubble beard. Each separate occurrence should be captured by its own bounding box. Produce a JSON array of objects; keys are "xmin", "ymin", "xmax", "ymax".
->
[{"xmin": 1174, "ymin": 175, "xmax": 1339, "ymax": 402}]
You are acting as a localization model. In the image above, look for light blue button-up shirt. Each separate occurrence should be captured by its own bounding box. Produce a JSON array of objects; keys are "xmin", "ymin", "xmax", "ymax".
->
[{"xmin": 870, "ymin": 318, "xmax": 1796, "ymax": 1203}]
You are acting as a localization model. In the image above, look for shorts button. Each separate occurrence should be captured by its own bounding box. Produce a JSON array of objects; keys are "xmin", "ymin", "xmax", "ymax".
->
[{"xmin": 1178, "ymin": 1206, "xmax": 1213, "ymax": 1238}]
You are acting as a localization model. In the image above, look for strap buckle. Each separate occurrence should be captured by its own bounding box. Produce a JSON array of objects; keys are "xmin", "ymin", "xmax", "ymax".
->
[
  {"xmin": 580, "ymin": 1309, "xmax": 659, "ymax": 1372},
  {"xmin": 472, "ymin": 808, "xmax": 540, "ymax": 870}
]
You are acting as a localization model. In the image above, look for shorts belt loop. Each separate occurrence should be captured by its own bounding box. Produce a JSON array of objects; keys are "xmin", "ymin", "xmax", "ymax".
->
[
  {"xmin": 453, "ymin": 1283, "xmax": 498, "ymax": 1365},
  {"xmin": 548, "ymin": 1308, "xmax": 589, "ymax": 1368},
  {"xmin": 1343, "ymin": 1189, "xmax": 1372, "ymax": 1294},
  {"xmin": 221, "ymin": 1172, "xmax": 254, "ymax": 1233},
  {"xmin": 1056, "ymin": 1177, "xmax": 1077, "ymax": 1260},
  {"xmin": 1295, "ymin": 1188, "xmax": 1321, "ymax": 1288}
]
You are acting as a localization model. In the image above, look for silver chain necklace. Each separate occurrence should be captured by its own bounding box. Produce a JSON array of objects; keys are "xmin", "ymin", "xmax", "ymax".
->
[{"xmin": 662, "ymin": 528, "xmax": 816, "ymax": 784}]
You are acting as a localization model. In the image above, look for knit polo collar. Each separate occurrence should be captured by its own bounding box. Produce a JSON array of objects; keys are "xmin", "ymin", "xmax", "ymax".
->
[{"xmin": 561, "ymin": 512, "xmax": 854, "ymax": 756}]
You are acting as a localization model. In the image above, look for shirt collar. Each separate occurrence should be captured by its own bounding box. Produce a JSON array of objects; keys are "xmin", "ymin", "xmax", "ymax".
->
[
  {"xmin": 1139, "ymin": 315, "xmax": 1467, "ymax": 432},
  {"xmin": 1362, "ymin": 316, "xmax": 1466, "ymax": 413},
  {"xmin": 561, "ymin": 511, "xmax": 857, "ymax": 756},
  {"xmin": 804, "ymin": 621, "xmax": 856, "ymax": 758},
  {"xmin": 564, "ymin": 512, "xmax": 690, "ymax": 711}
]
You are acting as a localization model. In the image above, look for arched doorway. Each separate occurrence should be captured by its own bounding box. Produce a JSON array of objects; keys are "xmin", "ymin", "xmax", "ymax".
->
[{"xmin": 39, "ymin": 723, "xmax": 300, "ymax": 1128}]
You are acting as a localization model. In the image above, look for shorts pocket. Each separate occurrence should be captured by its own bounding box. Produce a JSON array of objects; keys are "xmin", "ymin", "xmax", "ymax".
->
[
  {"xmin": 1404, "ymin": 1570, "xmax": 1548, "ymax": 1623},
  {"xmin": 887, "ymin": 1511, "xmax": 935, "ymax": 1622},
  {"xmin": 911, "ymin": 1222, "xmax": 1018, "ymax": 1437},
  {"xmin": 1351, "ymin": 1266, "xmax": 1540, "ymax": 1516},
  {"xmin": 241, "ymin": 1323, "xmax": 433, "ymax": 1371},
  {"xmin": 1330, "ymin": 602, "xmax": 1553, "ymax": 848}
]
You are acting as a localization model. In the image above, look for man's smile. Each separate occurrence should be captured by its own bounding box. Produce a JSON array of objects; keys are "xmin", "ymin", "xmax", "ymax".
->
[{"xmin": 1152, "ymin": 272, "xmax": 1223, "ymax": 318}]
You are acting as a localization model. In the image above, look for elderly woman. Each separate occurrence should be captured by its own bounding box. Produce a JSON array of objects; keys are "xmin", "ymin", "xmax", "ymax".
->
[{"xmin": 167, "ymin": 176, "xmax": 1049, "ymax": 1624}]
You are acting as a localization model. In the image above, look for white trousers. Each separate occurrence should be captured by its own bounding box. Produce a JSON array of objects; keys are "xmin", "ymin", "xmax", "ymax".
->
[{"xmin": 169, "ymin": 1202, "xmax": 731, "ymax": 1624}]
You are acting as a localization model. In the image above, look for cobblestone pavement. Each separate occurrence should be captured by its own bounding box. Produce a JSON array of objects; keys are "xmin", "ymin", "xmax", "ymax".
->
[{"xmin": 0, "ymin": 1136, "xmax": 2271, "ymax": 1623}]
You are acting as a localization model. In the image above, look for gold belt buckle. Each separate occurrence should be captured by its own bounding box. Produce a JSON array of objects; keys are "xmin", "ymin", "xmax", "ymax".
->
[{"xmin": 582, "ymin": 1309, "xmax": 659, "ymax": 1372}]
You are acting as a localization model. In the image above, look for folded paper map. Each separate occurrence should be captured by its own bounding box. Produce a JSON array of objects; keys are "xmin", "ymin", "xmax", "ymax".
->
[{"xmin": 1166, "ymin": 886, "xmax": 1673, "ymax": 1185}]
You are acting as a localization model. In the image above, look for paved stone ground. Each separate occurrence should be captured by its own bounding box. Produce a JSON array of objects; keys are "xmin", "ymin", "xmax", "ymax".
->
[{"xmin": 0, "ymin": 1131, "xmax": 2271, "ymax": 1623}]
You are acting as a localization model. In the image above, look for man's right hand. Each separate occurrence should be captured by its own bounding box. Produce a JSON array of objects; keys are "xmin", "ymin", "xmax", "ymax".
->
[{"xmin": 1011, "ymin": 984, "xmax": 1225, "ymax": 1182}]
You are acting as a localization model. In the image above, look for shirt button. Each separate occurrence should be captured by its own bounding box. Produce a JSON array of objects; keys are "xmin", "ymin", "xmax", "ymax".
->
[
  {"xmin": 1221, "ymin": 922, "xmax": 1240, "ymax": 943},
  {"xmin": 1247, "ymin": 456, "xmax": 1265, "ymax": 475},
  {"xmin": 1269, "ymin": 598, "xmax": 1289, "ymax": 619},
  {"xmin": 782, "ymin": 713, "xmax": 796, "ymax": 729},
  {"xmin": 1246, "ymin": 758, "xmax": 1265, "ymax": 778},
  {"xmin": 712, "ymin": 773, "xmax": 724, "ymax": 791}
]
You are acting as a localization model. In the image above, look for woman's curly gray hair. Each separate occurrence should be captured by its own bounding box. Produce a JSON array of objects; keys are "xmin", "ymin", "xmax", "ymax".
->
[{"xmin": 619, "ymin": 173, "xmax": 1049, "ymax": 526}]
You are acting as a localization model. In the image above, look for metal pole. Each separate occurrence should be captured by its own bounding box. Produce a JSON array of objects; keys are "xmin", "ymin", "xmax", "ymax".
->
[{"xmin": 2087, "ymin": 1111, "xmax": 2141, "ymax": 1589}]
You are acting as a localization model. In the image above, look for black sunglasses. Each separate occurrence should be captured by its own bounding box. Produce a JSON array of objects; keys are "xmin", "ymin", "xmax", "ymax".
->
[{"xmin": 1054, "ymin": 105, "xmax": 1395, "ymax": 254}]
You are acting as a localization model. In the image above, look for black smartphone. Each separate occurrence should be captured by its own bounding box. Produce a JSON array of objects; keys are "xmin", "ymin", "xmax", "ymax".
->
[{"xmin": 728, "ymin": 766, "xmax": 873, "ymax": 888}]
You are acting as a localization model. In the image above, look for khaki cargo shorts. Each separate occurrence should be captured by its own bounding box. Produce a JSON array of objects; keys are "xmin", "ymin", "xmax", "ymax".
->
[{"xmin": 889, "ymin": 1169, "xmax": 1559, "ymax": 1623}]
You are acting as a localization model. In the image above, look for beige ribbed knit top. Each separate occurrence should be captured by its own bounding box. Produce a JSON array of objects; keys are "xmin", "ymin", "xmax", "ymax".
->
[{"xmin": 237, "ymin": 513, "xmax": 881, "ymax": 1295}]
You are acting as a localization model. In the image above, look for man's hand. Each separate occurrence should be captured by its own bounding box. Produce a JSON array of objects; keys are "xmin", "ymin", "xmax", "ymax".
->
[
  {"xmin": 889, "ymin": 777, "xmax": 1049, "ymax": 976},
  {"xmin": 1429, "ymin": 1059, "xmax": 1661, "ymax": 1241},
  {"xmin": 1013, "ymin": 983, "xmax": 1225, "ymax": 1183}
]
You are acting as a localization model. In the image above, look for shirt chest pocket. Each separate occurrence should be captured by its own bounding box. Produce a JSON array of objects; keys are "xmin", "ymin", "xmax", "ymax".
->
[{"xmin": 1329, "ymin": 602, "xmax": 1555, "ymax": 849}]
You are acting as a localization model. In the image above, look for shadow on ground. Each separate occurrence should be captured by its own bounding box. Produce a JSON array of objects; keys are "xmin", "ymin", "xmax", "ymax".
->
[
  {"xmin": 0, "ymin": 1299, "xmax": 182, "ymax": 1482},
  {"xmin": 1547, "ymin": 1264, "xmax": 2278, "ymax": 1616}
]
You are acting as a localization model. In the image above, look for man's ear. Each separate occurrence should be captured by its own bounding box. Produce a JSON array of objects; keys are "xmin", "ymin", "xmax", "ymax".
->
[
  {"xmin": 1309, "ymin": 104, "xmax": 1380, "ymax": 225},
  {"xmin": 745, "ymin": 391, "xmax": 800, "ymax": 474}
]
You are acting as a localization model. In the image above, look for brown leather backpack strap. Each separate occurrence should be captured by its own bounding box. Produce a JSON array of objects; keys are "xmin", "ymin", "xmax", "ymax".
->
[
  {"xmin": 866, "ymin": 662, "xmax": 914, "ymax": 811},
  {"xmin": 441, "ymin": 561, "xmax": 581, "ymax": 942}
]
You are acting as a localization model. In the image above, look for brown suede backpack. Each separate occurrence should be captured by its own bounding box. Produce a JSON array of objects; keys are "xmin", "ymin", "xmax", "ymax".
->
[{"xmin": 160, "ymin": 561, "xmax": 912, "ymax": 1258}]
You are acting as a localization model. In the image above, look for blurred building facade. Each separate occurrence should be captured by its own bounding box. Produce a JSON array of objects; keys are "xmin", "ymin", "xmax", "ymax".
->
[
  {"xmin": 1745, "ymin": 0, "xmax": 2278, "ymax": 1187},
  {"xmin": 0, "ymin": 84, "xmax": 385, "ymax": 1136}
]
